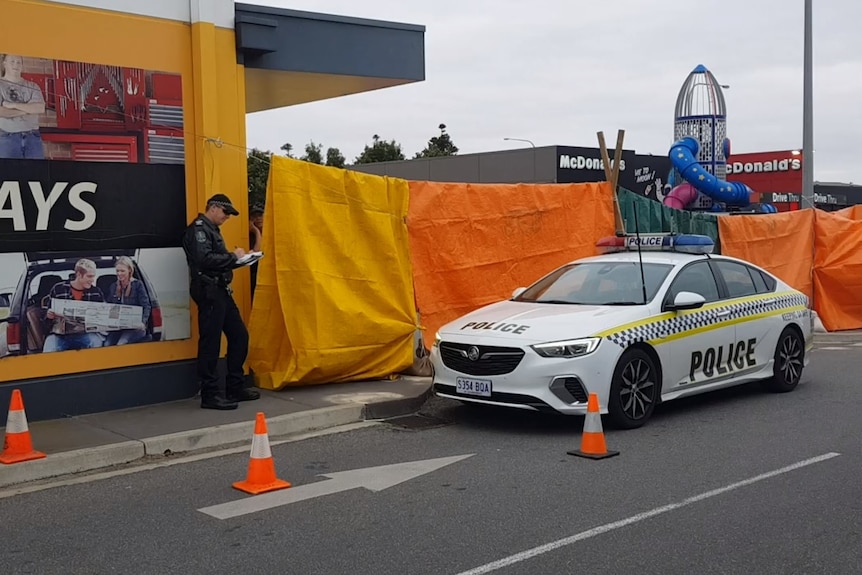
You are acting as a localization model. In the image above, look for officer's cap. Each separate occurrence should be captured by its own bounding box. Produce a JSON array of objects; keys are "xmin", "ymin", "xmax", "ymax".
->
[{"xmin": 207, "ymin": 194, "xmax": 240, "ymax": 216}]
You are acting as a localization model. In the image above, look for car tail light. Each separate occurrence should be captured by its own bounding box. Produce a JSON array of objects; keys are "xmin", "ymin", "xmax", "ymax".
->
[
  {"xmin": 151, "ymin": 306, "xmax": 163, "ymax": 335},
  {"xmin": 7, "ymin": 322, "xmax": 21, "ymax": 353}
]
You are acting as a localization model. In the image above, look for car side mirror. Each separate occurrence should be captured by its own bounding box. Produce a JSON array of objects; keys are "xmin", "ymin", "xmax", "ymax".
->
[
  {"xmin": 667, "ymin": 291, "xmax": 706, "ymax": 311},
  {"xmin": 512, "ymin": 287, "xmax": 527, "ymax": 299}
]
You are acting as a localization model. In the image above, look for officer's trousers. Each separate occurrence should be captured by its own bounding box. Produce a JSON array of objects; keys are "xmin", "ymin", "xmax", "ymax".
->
[{"xmin": 190, "ymin": 282, "xmax": 249, "ymax": 399}]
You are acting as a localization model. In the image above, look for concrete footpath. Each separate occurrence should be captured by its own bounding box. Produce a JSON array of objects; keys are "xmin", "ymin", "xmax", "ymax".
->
[
  {"xmin": 0, "ymin": 376, "xmax": 432, "ymax": 489},
  {"xmin": 812, "ymin": 330, "xmax": 862, "ymax": 347}
]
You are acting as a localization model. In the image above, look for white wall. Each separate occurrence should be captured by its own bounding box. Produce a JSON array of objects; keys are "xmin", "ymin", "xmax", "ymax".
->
[{"xmin": 40, "ymin": 0, "xmax": 235, "ymax": 27}]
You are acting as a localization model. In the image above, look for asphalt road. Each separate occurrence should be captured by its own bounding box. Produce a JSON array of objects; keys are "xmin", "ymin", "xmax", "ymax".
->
[{"xmin": 1, "ymin": 346, "xmax": 861, "ymax": 575}]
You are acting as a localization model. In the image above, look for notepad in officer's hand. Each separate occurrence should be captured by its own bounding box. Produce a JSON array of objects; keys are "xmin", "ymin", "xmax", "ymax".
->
[{"xmin": 236, "ymin": 251, "xmax": 264, "ymax": 267}]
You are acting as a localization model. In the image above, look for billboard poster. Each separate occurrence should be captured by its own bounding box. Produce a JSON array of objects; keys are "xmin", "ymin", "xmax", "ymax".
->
[
  {"xmin": 724, "ymin": 151, "xmax": 803, "ymax": 197},
  {"xmin": 555, "ymin": 147, "xmax": 672, "ymax": 200},
  {"xmin": 0, "ymin": 52, "xmax": 190, "ymax": 359},
  {"xmin": 621, "ymin": 154, "xmax": 672, "ymax": 202}
]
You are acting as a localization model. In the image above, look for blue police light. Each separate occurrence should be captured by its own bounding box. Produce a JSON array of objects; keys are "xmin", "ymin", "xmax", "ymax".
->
[
  {"xmin": 670, "ymin": 234, "xmax": 715, "ymax": 254},
  {"xmin": 596, "ymin": 234, "xmax": 714, "ymax": 255}
]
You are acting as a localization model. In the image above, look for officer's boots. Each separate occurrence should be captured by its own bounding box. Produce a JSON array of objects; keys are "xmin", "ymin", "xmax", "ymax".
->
[
  {"xmin": 201, "ymin": 395, "xmax": 238, "ymax": 410},
  {"xmin": 199, "ymin": 380, "xmax": 238, "ymax": 410},
  {"xmin": 228, "ymin": 387, "xmax": 261, "ymax": 402}
]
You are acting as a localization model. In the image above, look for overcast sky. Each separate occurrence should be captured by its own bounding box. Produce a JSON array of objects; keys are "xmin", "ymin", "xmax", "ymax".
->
[{"xmin": 246, "ymin": 0, "xmax": 862, "ymax": 184}]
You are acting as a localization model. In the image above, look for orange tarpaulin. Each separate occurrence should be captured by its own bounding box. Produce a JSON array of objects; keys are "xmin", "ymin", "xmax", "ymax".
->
[
  {"xmin": 407, "ymin": 181, "xmax": 616, "ymax": 340},
  {"xmin": 717, "ymin": 210, "xmax": 815, "ymax": 300},
  {"xmin": 813, "ymin": 209, "xmax": 862, "ymax": 331},
  {"xmin": 835, "ymin": 205, "xmax": 862, "ymax": 221},
  {"xmin": 718, "ymin": 208, "xmax": 862, "ymax": 332}
]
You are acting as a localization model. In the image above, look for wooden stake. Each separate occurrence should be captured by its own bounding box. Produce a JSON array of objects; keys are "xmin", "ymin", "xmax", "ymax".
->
[
  {"xmin": 598, "ymin": 130, "xmax": 626, "ymax": 235},
  {"xmin": 597, "ymin": 131, "xmax": 613, "ymax": 182},
  {"xmin": 611, "ymin": 130, "xmax": 625, "ymax": 192}
]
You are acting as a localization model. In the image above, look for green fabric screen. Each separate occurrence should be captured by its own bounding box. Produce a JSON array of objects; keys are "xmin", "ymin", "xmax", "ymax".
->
[{"xmin": 616, "ymin": 188, "xmax": 721, "ymax": 253}]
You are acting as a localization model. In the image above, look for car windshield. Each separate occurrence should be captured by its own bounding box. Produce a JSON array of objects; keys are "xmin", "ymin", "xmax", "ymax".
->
[{"xmin": 513, "ymin": 261, "xmax": 674, "ymax": 305}]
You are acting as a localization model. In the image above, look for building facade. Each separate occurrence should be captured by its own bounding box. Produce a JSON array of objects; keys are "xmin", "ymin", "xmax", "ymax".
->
[
  {"xmin": 726, "ymin": 151, "xmax": 857, "ymax": 211},
  {"xmin": 352, "ymin": 147, "xmax": 860, "ymax": 211},
  {"xmin": 351, "ymin": 145, "xmax": 673, "ymax": 200},
  {"xmin": 0, "ymin": 0, "xmax": 425, "ymax": 423}
]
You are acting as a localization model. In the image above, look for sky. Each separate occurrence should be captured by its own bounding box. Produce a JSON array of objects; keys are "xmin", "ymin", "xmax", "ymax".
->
[{"xmin": 245, "ymin": 0, "xmax": 862, "ymax": 185}]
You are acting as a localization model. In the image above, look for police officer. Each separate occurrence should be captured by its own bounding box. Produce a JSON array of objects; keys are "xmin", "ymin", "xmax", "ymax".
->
[{"xmin": 182, "ymin": 194, "xmax": 260, "ymax": 410}]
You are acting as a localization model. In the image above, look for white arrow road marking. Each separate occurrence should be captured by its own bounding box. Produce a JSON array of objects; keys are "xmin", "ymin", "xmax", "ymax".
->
[
  {"xmin": 198, "ymin": 454, "xmax": 475, "ymax": 520},
  {"xmin": 453, "ymin": 452, "xmax": 841, "ymax": 575}
]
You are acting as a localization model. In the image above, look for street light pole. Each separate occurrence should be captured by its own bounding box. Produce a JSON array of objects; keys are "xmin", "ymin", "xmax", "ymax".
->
[
  {"xmin": 503, "ymin": 137, "xmax": 535, "ymax": 148},
  {"xmin": 802, "ymin": 0, "xmax": 815, "ymax": 209},
  {"xmin": 503, "ymin": 137, "xmax": 537, "ymax": 183}
]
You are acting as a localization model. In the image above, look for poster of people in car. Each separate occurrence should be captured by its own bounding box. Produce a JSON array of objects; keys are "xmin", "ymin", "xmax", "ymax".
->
[
  {"xmin": 0, "ymin": 52, "xmax": 191, "ymax": 358},
  {"xmin": 50, "ymin": 299, "xmax": 144, "ymax": 335}
]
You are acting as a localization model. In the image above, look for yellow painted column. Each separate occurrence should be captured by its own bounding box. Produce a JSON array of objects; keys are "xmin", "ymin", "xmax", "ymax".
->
[
  {"xmin": 189, "ymin": 21, "xmax": 221, "ymax": 210},
  {"xmin": 187, "ymin": 17, "xmax": 252, "ymax": 324}
]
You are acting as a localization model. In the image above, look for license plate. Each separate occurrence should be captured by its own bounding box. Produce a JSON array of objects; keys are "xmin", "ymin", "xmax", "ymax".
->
[{"xmin": 456, "ymin": 377, "xmax": 492, "ymax": 397}]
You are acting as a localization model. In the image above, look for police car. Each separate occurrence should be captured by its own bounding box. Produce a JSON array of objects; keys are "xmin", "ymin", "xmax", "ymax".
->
[{"xmin": 430, "ymin": 233, "xmax": 813, "ymax": 429}]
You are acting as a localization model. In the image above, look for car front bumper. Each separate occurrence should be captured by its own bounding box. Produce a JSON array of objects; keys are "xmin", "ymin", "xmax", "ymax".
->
[{"xmin": 430, "ymin": 336, "xmax": 621, "ymax": 415}]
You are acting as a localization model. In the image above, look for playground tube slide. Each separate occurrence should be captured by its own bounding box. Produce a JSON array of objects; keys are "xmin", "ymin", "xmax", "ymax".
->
[
  {"xmin": 668, "ymin": 137, "xmax": 751, "ymax": 207},
  {"xmin": 663, "ymin": 183, "xmax": 699, "ymax": 210}
]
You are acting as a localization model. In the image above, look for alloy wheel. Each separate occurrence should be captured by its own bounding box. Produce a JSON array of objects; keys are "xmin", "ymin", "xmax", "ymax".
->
[
  {"xmin": 779, "ymin": 334, "xmax": 803, "ymax": 384},
  {"xmin": 619, "ymin": 358, "xmax": 656, "ymax": 421}
]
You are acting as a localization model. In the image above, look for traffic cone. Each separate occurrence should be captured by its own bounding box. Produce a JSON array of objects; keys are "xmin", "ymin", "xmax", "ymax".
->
[
  {"xmin": 232, "ymin": 412, "xmax": 292, "ymax": 495},
  {"xmin": 568, "ymin": 392, "xmax": 619, "ymax": 460},
  {"xmin": 1, "ymin": 389, "xmax": 46, "ymax": 464}
]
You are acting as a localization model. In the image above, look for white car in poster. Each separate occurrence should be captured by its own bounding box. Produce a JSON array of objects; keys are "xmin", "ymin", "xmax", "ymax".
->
[{"xmin": 430, "ymin": 234, "xmax": 813, "ymax": 429}]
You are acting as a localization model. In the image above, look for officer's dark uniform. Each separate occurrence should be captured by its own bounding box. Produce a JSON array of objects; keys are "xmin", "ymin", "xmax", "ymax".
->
[{"xmin": 181, "ymin": 195, "xmax": 258, "ymax": 410}]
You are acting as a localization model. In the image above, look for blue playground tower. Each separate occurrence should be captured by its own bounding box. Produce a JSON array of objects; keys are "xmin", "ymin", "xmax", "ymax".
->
[{"xmin": 663, "ymin": 64, "xmax": 776, "ymax": 214}]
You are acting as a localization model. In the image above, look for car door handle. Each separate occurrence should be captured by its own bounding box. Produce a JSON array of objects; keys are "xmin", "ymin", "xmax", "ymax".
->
[
  {"xmin": 716, "ymin": 310, "xmax": 731, "ymax": 318},
  {"xmin": 762, "ymin": 298, "xmax": 777, "ymax": 305}
]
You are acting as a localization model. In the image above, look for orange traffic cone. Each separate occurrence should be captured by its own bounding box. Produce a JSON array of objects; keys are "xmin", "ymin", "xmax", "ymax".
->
[
  {"xmin": 568, "ymin": 393, "xmax": 619, "ymax": 460},
  {"xmin": 232, "ymin": 412, "xmax": 292, "ymax": 495},
  {"xmin": 1, "ymin": 389, "xmax": 46, "ymax": 465}
]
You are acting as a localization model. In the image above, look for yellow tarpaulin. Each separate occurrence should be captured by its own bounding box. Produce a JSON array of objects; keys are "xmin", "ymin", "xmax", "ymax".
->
[{"xmin": 247, "ymin": 157, "xmax": 418, "ymax": 389}]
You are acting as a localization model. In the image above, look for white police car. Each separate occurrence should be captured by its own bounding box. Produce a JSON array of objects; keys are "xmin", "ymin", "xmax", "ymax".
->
[{"xmin": 430, "ymin": 233, "xmax": 813, "ymax": 429}]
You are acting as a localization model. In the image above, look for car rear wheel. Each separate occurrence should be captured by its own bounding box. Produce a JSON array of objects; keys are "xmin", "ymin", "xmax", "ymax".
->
[
  {"xmin": 608, "ymin": 348, "xmax": 659, "ymax": 429},
  {"xmin": 763, "ymin": 327, "xmax": 804, "ymax": 393}
]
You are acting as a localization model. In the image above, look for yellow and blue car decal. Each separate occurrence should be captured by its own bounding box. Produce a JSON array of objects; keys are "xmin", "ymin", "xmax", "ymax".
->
[{"xmin": 594, "ymin": 291, "xmax": 810, "ymax": 348}]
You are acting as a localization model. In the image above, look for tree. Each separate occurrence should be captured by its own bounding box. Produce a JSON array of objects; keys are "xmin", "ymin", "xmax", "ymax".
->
[
  {"xmin": 247, "ymin": 140, "xmax": 347, "ymax": 208},
  {"xmin": 247, "ymin": 148, "xmax": 271, "ymax": 208},
  {"xmin": 298, "ymin": 141, "xmax": 346, "ymax": 168},
  {"xmin": 325, "ymin": 147, "xmax": 346, "ymax": 168},
  {"xmin": 301, "ymin": 141, "xmax": 323, "ymax": 164},
  {"xmin": 354, "ymin": 134, "xmax": 406, "ymax": 164},
  {"xmin": 414, "ymin": 123, "xmax": 459, "ymax": 158}
]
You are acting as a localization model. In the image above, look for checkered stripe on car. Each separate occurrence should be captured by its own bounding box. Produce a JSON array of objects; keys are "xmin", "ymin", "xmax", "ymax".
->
[{"xmin": 603, "ymin": 292, "xmax": 808, "ymax": 349}]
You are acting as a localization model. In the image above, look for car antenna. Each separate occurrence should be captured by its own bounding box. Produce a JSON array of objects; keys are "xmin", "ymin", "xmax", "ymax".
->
[{"xmin": 631, "ymin": 205, "xmax": 648, "ymax": 305}]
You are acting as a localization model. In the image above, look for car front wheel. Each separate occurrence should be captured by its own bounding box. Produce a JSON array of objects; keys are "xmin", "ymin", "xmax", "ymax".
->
[
  {"xmin": 763, "ymin": 327, "xmax": 804, "ymax": 393},
  {"xmin": 608, "ymin": 347, "xmax": 659, "ymax": 429}
]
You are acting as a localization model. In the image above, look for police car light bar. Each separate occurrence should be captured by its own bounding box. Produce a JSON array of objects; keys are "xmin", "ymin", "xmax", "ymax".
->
[{"xmin": 596, "ymin": 234, "xmax": 714, "ymax": 255}]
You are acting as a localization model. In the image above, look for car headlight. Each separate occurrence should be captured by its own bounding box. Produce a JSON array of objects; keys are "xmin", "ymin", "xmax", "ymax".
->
[
  {"xmin": 432, "ymin": 332, "xmax": 440, "ymax": 348},
  {"xmin": 531, "ymin": 337, "xmax": 601, "ymax": 358}
]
